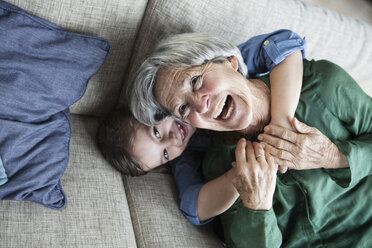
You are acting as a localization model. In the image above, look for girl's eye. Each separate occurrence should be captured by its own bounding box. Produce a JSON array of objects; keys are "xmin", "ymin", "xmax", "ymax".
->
[
  {"xmin": 153, "ymin": 127, "xmax": 160, "ymax": 138},
  {"xmin": 163, "ymin": 149, "xmax": 169, "ymax": 160}
]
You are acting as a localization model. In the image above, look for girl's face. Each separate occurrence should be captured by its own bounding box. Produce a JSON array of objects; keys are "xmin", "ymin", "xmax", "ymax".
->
[{"xmin": 131, "ymin": 118, "xmax": 196, "ymax": 171}]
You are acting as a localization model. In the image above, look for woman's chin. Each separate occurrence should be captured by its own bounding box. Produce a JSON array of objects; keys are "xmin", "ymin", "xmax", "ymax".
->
[{"xmin": 227, "ymin": 110, "xmax": 252, "ymax": 131}]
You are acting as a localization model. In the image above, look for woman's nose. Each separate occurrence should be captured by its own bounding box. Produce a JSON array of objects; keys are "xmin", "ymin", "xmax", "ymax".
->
[{"xmin": 190, "ymin": 93, "xmax": 209, "ymax": 114}]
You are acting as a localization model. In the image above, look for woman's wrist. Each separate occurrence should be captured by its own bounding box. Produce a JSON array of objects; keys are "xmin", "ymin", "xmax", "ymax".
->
[{"xmin": 327, "ymin": 144, "xmax": 349, "ymax": 169}]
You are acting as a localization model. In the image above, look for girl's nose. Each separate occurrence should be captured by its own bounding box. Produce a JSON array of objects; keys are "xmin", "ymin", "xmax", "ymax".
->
[{"xmin": 165, "ymin": 131, "xmax": 181, "ymax": 147}]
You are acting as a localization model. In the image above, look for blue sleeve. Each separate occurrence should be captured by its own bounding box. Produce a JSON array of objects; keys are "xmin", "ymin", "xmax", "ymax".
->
[
  {"xmin": 171, "ymin": 153, "xmax": 213, "ymax": 226},
  {"xmin": 238, "ymin": 29, "xmax": 306, "ymax": 77}
]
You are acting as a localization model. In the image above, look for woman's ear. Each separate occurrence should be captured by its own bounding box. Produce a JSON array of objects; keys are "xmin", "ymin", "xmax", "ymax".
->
[{"xmin": 227, "ymin": 56, "xmax": 239, "ymax": 71}]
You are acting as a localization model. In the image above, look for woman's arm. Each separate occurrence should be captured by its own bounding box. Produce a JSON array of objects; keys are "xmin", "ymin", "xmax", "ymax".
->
[{"xmin": 227, "ymin": 140, "xmax": 282, "ymax": 247}]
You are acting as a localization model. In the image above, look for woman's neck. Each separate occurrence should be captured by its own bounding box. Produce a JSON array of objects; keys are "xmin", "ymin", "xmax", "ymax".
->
[{"xmin": 240, "ymin": 78, "xmax": 271, "ymax": 137}]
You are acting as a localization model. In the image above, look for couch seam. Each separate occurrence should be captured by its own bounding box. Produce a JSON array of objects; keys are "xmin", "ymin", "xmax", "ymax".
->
[
  {"xmin": 122, "ymin": 175, "xmax": 143, "ymax": 248},
  {"xmin": 113, "ymin": 0, "xmax": 154, "ymax": 109}
]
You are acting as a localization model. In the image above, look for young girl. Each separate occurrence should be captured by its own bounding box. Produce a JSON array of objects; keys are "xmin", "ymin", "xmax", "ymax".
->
[{"xmin": 97, "ymin": 29, "xmax": 306, "ymax": 225}]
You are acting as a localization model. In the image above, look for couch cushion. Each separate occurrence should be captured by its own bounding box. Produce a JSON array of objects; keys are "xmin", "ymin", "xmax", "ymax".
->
[
  {"xmin": 0, "ymin": 115, "xmax": 137, "ymax": 248},
  {"xmin": 121, "ymin": 0, "xmax": 372, "ymax": 106},
  {"xmin": 6, "ymin": 0, "xmax": 149, "ymax": 116},
  {"xmin": 0, "ymin": 0, "xmax": 110, "ymax": 209},
  {"xmin": 124, "ymin": 173, "xmax": 223, "ymax": 248}
]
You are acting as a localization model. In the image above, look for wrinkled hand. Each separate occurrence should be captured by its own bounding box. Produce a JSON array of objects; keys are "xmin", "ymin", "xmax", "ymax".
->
[
  {"xmin": 232, "ymin": 139, "xmax": 277, "ymax": 211},
  {"xmin": 258, "ymin": 118, "xmax": 347, "ymax": 171}
]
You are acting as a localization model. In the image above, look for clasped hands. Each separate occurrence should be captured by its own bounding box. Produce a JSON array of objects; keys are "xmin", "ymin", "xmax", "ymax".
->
[{"xmin": 232, "ymin": 118, "xmax": 346, "ymax": 211}]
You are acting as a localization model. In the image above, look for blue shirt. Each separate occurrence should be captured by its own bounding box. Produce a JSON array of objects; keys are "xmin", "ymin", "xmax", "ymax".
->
[{"xmin": 171, "ymin": 29, "xmax": 306, "ymax": 225}]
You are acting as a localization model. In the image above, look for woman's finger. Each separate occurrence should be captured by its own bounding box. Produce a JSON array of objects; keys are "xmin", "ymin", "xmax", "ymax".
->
[
  {"xmin": 264, "ymin": 148, "xmax": 284, "ymax": 173},
  {"xmin": 235, "ymin": 138, "xmax": 247, "ymax": 165},
  {"xmin": 245, "ymin": 141, "xmax": 256, "ymax": 163},
  {"xmin": 263, "ymin": 125, "xmax": 297, "ymax": 143},
  {"xmin": 259, "ymin": 133, "xmax": 294, "ymax": 151},
  {"xmin": 264, "ymin": 151, "xmax": 276, "ymax": 168},
  {"xmin": 278, "ymin": 165, "xmax": 288, "ymax": 174},
  {"xmin": 292, "ymin": 118, "xmax": 319, "ymax": 134},
  {"xmin": 262, "ymin": 142, "xmax": 293, "ymax": 161},
  {"xmin": 253, "ymin": 142, "xmax": 266, "ymax": 164},
  {"xmin": 272, "ymin": 156, "xmax": 294, "ymax": 170}
]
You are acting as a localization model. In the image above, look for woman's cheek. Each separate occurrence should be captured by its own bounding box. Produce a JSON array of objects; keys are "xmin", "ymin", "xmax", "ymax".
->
[{"xmin": 187, "ymin": 113, "xmax": 204, "ymax": 129}]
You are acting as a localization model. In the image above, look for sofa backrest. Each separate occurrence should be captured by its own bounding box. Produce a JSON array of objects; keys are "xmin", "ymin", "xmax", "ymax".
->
[
  {"xmin": 7, "ymin": 0, "xmax": 149, "ymax": 117},
  {"xmin": 7, "ymin": 0, "xmax": 371, "ymax": 116},
  {"xmin": 120, "ymin": 0, "xmax": 372, "ymax": 109}
]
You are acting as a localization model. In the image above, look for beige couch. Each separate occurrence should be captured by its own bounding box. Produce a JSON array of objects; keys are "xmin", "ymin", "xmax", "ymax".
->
[{"xmin": 1, "ymin": 0, "xmax": 371, "ymax": 247}]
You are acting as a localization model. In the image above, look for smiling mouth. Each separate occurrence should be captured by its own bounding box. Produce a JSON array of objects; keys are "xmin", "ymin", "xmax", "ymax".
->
[
  {"xmin": 176, "ymin": 121, "xmax": 188, "ymax": 141},
  {"xmin": 214, "ymin": 95, "xmax": 234, "ymax": 120}
]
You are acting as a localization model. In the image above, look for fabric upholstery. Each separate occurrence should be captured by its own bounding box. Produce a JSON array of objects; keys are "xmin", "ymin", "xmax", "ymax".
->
[
  {"xmin": 0, "ymin": 115, "xmax": 137, "ymax": 248},
  {"xmin": 6, "ymin": 0, "xmax": 149, "ymax": 117},
  {"xmin": 120, "ymin": 0, "xmax": 372, "ymax": 107},
  {"xmin": 124, "ymin": 172, "xmax": 223, "ymax": 248},
  {"xmin": 1, "ymin": 0, "xmax": 371, "ymax": 247}
]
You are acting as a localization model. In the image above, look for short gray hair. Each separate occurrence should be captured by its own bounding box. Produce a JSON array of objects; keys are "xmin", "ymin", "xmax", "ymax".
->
[{"xmin": 129, "ymin": 33, "xmax": 248, "ymax": 126}]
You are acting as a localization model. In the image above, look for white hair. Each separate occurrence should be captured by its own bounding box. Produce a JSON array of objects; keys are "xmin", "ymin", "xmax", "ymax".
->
[{"xmin": 129, "ymin": 33, "xmax": 248, "ymax": 126}]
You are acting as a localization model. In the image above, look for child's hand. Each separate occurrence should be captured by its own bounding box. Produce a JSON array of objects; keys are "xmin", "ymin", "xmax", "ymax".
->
[{"xmin": 232, "ymin": 139, "xmax": 277, "ymax": 211}]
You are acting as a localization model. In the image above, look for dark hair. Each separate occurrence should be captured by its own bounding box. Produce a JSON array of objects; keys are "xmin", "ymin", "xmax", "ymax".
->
[{"xmin": 96, "ymin": 109, "xmax": 146, "ymax": 177}]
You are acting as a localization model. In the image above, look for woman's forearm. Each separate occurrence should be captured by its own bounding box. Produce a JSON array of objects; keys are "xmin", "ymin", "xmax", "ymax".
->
[{"xmin": 197, "ymin": 168, "xmax": 239, "ymax": 221}]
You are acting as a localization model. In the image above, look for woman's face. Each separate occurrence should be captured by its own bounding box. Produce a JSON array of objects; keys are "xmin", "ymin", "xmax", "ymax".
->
[
  {"xmin": 131, "ymin": 118, "xmax": 196, "ymax": 171},
  {"xmin": 154, "ymin": 56, "xmax": 260, "ymax": 132}
]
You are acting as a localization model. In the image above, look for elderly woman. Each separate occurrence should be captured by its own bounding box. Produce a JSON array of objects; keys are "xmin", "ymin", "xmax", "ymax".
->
[{"xmin": 129, "ymin": 32, "xmax": 372, "ymax": 247}]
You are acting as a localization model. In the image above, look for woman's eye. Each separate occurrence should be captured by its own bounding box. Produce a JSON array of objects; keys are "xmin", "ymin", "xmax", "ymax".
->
[
  {"xmin": 163, "ymin": 149, "xmax": 169, "ymax": 160},
  {"xmin": 191, "ymin": 76, "xmax": 199, "ymax": 86},
  {"xmin": 191, "ymin": 76, "xmax": 201, "ymax": 90},
  {"xmin": 178, "ymin": 104, "xmax": 187, "ymax": 117},
  {"xmin": 153, "ymin": 127, "xmax": 160, "ymax": 138}
]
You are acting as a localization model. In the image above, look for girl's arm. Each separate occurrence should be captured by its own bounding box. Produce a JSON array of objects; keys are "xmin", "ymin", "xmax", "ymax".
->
[
  {"xmin": 269, "ymin": 50, "xmax": 303, "ymax": 131},
  {"xmin": 197, "ymin": 168, "xmax": 238, "ymax": 221}
]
